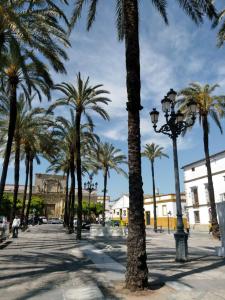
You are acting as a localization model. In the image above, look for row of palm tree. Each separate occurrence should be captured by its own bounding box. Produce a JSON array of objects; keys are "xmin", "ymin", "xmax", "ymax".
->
[
  {"xmin": 1, "ymin": 0, "xmax": 225, "ymax": 291},
  {"xmin": 0, "ymin": 87, "xmax": 128, "ymax": 229},
  {"xmin": 0, "ymin": 92, "xmax": 56, "ymax": 224},
  {"xmin": 0, "ymin": 0, "xmax": 70, "ymax": 208}
]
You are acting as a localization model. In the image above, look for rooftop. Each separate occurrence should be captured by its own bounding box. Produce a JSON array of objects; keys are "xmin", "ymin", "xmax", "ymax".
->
[{"xmin": 181, "ymin": 149, "xmax": 225, "ymax": 169}]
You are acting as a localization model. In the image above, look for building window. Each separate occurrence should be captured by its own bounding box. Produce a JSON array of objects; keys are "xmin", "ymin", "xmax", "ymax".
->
[
  {"xmin": 146, "ymin": 211, "xmax": 150, "ymax": 225},
  {"xmin": 162, "ymin": 205, "xmax": 167, "ymax": 216},
  {"xmin": 123, "ymin": 210, "xmax": 126, "ymax": 217},
  {"xmin": 204, "ymin": 183, "xmax": 209, "ymax": 204},
  {"xmin": 191, "ymin": 167, "xmax": 195, "ymax": 171},
  {"xmin": 191, "ymin": 187, "xmax": 199, "ymax": 207},
  {"xmin": 219, "ymin": 193, "xmax": 225, "ymax": 202},
  {"xmin": 194, "ymin": 211, "xmax": 200, "ymax": 223},
  {"xmin": 116, "ymin": 211, "xmax": 119, "ymax": 216}
]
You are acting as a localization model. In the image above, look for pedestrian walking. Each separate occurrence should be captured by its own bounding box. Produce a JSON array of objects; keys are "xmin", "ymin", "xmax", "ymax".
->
[{"xmin": 12, "ymin": 216, "xmax": 20, "ymax": 238}]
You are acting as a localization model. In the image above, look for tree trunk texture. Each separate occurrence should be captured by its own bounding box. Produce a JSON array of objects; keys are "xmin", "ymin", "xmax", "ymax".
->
[
  {"xmin": 68, "ymin": 182, "xmax": 72, "ymax": 227},
  {"xmin": 25, "ymin": 157, "xmax": 33, "ymax": 225},
  {"xmin": 64, "ymin": 169, "xmax": 69, "ymax": 227},
  {"xmin": 202, "ymin": 115, "xmax": 220, "ymax": 238},
  {"xmin": 124, "ymin": 0, "xmax": 148, "ymax": 290},
  {"xmin": 102, "ymin": 168, "xmax": 108, "ymax": 226},
  {"xmin": 151, "ymin": 160, "xmax": 157, "ymax": 232},
  {"xmin": 69, "ymin": 156, "xmax": 75, "ymax": 232},
  {"xmin": 12, "ymin": 137, "xmax": 20, "ymax": 222},
  {"xmin": 75, "ymin": 111, "xmax": 82, "ymax": 240},
  {"xmin": 0, "ymin": 78, "xmax": 18, "ymax": 207},
  {"xmin": 88, "ymin": 191, "xmax": 91, "ymax": 221},
  {"xmin": 21, "ymin": 153, "xmax": 29, "ymax": 226}
]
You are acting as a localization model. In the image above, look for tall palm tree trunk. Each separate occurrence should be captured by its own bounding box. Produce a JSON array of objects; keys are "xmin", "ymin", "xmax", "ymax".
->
[
  {"xmin": 67, "ymin": 182, "xmax": 72, "ymax": 227},
  {"xmin": 12, "ymin": 137, "xmax": 20, "ymax": 222},
  {"xmin": 0, "ymin": 78, "xmax": 18, "ymax": 206},
  {"xmin": 124, "ymin": 0, "xmax": 148, "ymax": 290},
  {"xmin": 69, "ymin": 156, "xmax": 75, "ymax": 232},
  {"xmin": 151, "ymin": 160, "xmax": 157, "ymax": 232},
  {"xmin": 64, "ymin": 168, "xmax": 69, "ymax": 226},
  {"xmin": 202, "ymin": 115, "xmax": 220, "ymax": 238},
  {"xmin": 102, "ymin": 168, "xmax": 108, "ymax": 226},
  {"xmin": 25, "ymin": 156, "xmax": 33, "ymax": 225},
  {"xmin": 21, "ymin": 153, "xmax": 29, "ymax": 226},
  {"xmin": 75, "ymin": 111, "xmax": 82, "ymax": 240}
]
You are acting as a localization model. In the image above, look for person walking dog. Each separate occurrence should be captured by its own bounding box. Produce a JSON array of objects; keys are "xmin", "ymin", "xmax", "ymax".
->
[{"xmin": 12, "ymin": 216, "xmax": 20, "ymax": 238}]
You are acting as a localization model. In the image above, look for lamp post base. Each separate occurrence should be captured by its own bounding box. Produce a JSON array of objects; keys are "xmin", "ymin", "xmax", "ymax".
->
[{"xmin": 174, "ymin": 231, "xmax": 188, "ymax": 262}]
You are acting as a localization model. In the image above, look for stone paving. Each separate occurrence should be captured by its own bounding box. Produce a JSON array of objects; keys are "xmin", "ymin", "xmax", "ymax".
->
[
  {"xmin": 0, "ymin": 225, "xmax": 106, "ymax": 300},
  {"xmin": 0, "ymin": 225, "xmax": 225, "ymax": 299},
  {"xmin": 88, "ymin": 230, "xmax": 225, "ymax": 299}
]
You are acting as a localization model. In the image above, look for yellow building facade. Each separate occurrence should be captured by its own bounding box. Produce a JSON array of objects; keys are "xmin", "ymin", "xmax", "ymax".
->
[{"xmin": 110, "ymin": 193, "xmax": 188, "ymax": 229}]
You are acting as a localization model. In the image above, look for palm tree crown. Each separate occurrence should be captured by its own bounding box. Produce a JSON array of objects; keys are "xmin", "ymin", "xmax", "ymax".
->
[
  {"xmin": 178, "ymin": 82, "xmax": 225, "ymax": 131},
  {"xmin": 96, "ymin": 142, "xmax": 127, "ymax": 177},
  {"xmin": 51, "ymin": 72, "xmax": 111, "ymax": 122},
  {"xmin": 0, "ymin": 0, "xmax": 70, "ymax": 73},
  {"xmin": 212, "ymin": 9, "xmax": 225, "ymax": 47},
  {"xmin": 142, "ymin": 143, "xmax": 168, "ymax": 162}
]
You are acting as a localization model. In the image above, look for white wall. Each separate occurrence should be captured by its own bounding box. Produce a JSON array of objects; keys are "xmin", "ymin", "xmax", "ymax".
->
[{"xmin": 184, "ymin": 151, "xmax": 225, "ymax": 225}]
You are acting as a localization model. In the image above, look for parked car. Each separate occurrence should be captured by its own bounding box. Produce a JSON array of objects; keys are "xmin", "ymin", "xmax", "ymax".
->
[
  {"xmin": 73, "ymin": 219, "xmax": 90, "ymax": 230},
  {"xmin": 38, "ymin": 216, "xmax": 48, "ymax": 224},
  {"xmin": 82, "ymin": 221, "xmax": 91, "ymax": 230},
  {"xmin": 0, "ymin": 216, "xmax": 9, "ymax": 242},
  {"xmin": 48, "ymin": 218, "xmax": 63, "ymax": 224},
  {"xmin": 28, "ymin": 215, "xmax": 39, "ymax": 225}
]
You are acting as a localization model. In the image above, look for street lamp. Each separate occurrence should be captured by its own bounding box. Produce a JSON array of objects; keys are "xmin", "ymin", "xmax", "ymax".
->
[
  {"xmin": 83, "ymin": 175, "xmax": 98, "ymax": 222},
  {"xmin": 150, "ymin": 88, "xmax": 197, "ymax": 262}
]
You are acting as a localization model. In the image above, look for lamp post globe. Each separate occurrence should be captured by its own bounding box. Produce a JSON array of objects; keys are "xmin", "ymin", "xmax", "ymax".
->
[{"xmin": 150, "ymin": 89, "xmax": 196, "ymax": 262}]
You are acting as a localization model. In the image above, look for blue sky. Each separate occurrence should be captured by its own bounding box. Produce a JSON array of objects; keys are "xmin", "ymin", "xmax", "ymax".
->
[{"xmin": 4, "ymin": 2, "xmax": 225, "ymax": 200}]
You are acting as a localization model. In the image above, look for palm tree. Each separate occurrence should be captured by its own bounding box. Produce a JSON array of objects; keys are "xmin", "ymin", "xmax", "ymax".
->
[
  {"xmin": 0, "ymin": 0, "xmax": 69, "ymax": 72},
  {"xmin": 0, "ymin": 1, "xmax": 70, "ymax": 207},
  {"xmin": 212, "ymin": 9, "xmax": 225, "ymax": 47},
  {"xmin": 0, "ymin": 48, "xmax": 54, "ymax": 207},
  {"xmin": 179, "ymin": 82, "xmax": 225, "ymax": 238},
  {"xmin": 70, "ymin": 0, "xmax": 216, "ymax": 290},
  {"xmin": 142, "ymin": 143, "xmax": 168, "ymax": 232},
  {"xmin": 18, "ymin": 96, "xmax": 52, "ymax": 224},
  {"xmin": 50, "ymin": 110, "xmax": 100, "ymax": 231},
  {"xmin": 95, "ymin": 142, "xmax": 127, "ymax": 226},
  {"xmin": 25, "ymin": 129, "xmax": 56, "ymax": 225},
  {"xmin": 50, "ymin": 73, "xmax": 110, "ymax": 239},
  {"xmin": 47, "ymin": 147, "xmax": 70, "ymax": 227}
]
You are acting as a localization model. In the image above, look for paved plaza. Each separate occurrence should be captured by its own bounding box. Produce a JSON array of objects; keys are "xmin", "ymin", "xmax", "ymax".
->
[{"xmin": 0, "ymin": 225, "xmax": 225, "ymax": 300}]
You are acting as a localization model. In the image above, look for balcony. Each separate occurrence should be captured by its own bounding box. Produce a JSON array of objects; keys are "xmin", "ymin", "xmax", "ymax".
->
[{"xmin": 192, "ymin": 202, "xmax": 199, "ymax": 208}]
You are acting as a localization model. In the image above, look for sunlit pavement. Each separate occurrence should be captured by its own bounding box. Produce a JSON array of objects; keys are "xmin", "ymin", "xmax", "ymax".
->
[
  {"xmin": 0, "ymin": 225, "xmax": 106, "ymax": 300},
  {"xmin": 1, "ymin": 225, "xmax": 225, "ymax": 300},
  {"xmin": 89, "ymin": 229, "xmax": 225, "ymax": 299}
]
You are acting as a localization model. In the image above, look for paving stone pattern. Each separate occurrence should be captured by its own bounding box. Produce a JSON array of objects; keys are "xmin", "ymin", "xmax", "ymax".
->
[{"xmin": 1, "ymin": 225, "xmax": 225, "ymax": 300}]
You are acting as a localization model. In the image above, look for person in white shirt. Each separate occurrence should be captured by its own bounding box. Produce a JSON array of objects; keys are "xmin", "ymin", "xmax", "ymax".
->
[{"xmin": 12, "ymin": 216, "xmax": 20, "ymax": 238}]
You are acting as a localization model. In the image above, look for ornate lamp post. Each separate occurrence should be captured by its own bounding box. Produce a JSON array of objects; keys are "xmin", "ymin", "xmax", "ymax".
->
[
  {"xmin": 84, "ymin": 175, "xmax": 98, "ymax": 222},
  {"xmin": 150, "ymin": 89, "xmax": 197, "ymax": 262},
  {"xmin": 167, "ymin": 210, "xmax": 172, "ymax": 234}
]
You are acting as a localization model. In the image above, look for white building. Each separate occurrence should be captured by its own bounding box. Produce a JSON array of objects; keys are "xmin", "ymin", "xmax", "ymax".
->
[
  {"xmin": 182, "ymin": 150, "xmax": 225, "ymax": 230},
  {"xmin": 110, "ymin": 195, "xmax": 129, "ymax": 225},
  {"xmin": 144, "ymin": 193, "xmax": 186, "ymax": 229},
  {"xmin": 110, "ymin": 193, "xmax": 187, "ymax": 229}
]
